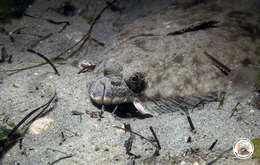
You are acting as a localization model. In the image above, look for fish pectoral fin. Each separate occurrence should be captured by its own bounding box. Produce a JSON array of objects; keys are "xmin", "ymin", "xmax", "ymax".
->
[{"xmin": 133, "ymin": 101, "xmax": 154, "ymax": 116}]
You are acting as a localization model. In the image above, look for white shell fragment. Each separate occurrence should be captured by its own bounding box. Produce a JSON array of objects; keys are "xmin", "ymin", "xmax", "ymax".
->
[
  {"xmin": 78, "ymin": 60, "xmax": 96, "ymax": 71},
  {"xmin": 29, "ymin": 117, "xmax": 54, "ymax": 134},
  {"xmin": 79, "ymin": 60, "xmax": 96, "ymax": 69}
]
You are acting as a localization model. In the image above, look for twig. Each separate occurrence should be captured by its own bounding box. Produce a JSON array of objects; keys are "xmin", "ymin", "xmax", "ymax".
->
[
  {"xmin": 127, "ymin": 33, "xmax": 159, "ymax": 41},
  {"xmin": 0, "ymin": 27, "xmax": 26, "ymax": 43},
  {"xmin": 167, "ymin": 21, "xmax": 218, "ymax": 36},
  {"xmin": 45, "ymin": 19, "xmax": 70, "ymax": 33},
  {"xmin": 118, "ymin": 125, "xmax": 161, "ymax": 158},
  {"xmin": 182, "ymin": 108, "xmax": 195, "ymax": 131},
  {"xmin": 218, "ymin": 93, "xmax": 225, "ymax": 109},
  {"xmin": 27, "ymin": 49, "xmax": 60, "ymax": 76},
  {"xmin": 3, "ymin": 62, "xmax": 50, "ymax": 76},
  {"xmin": 49, "ymin": 155, "xmax": 73, "ymax": 165},
  {"xmin": 208, "ymin": 139, "xmax": 218, "ymax": 151},
  {"xmin": 108, "ymin": 33, "xmax": 159, "ymax": 52},
  {"xmin": 230, "ymin": 102, "xmax": 240, "ymax": 118},
  {"xmin": 59, "ymin": 131, "xmax": 66, "ymax": 145},
  {"xmin": 90, "ymin": 36, "xmax": 105, "ymax": 47},
  {"xmin": 204, "ymin": 51, "xmax": 231, "ymax": 76},
  {"xmin": 77, "ymin": 67, "xmax": 88, "ymax": 74},
  {"xmin": 206, "ymin": 147, "xmax": 232, "ymax": 165},
  {"xmin": 112, "ymin": 125, "xmax": 158, "ymax": 148},
  {"xmin": 2, "ymin": 60, "xmax": 66, "ymax": 76},
  {"xmin": 71, "ymin": 111, "xmax": 84, "ymax": 115},
  {"xmin": 19, "ymin": 138, "xmax": 23, "ymax": 150},
  {"xmin": 46, "ymin": 146, "xmax": 73, "ymax": 165},
  {"xmin": 149, "ymin": 126, "xmax": 161, "ymax": 156},
  {"xmin": 12, "ymin": 27, "xmax": 44, "ymax": 38},
  {"xmin": 24, "ymin": 14, "xmax": 70, "ymax": 33},
  {"xmin": 71, "ymin": 110, "xmax": 84, "ymax": 122},
  {"xmin": 124, "ymin": 124, "xmax": 135, "ymax": 157},
  {"xmin": 47, "ymin": 148, "xmax": 70, "ymax": 155},
  {"xmin": 98, "ymin": 105, "xmax": 105, "ymax": 121},
  {"xmin": 29, "ymin": 33, "xmax": 53, "ymax": 48}
]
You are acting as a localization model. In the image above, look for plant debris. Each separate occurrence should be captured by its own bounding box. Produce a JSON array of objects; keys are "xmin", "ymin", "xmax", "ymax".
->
[
  {"xmin": 229, "ymin": 102, "xmax": 240, "ymax": 118},
  {"xmin": 29, "ymin": 33, "xmax": 53, "ymax": 48},
  {"xmin": 123, "ymin": 123, "xmax": 140, "ymax": 159},
  {"xmin": 206, "ymin": 147, "xmax": 232, "ymax": 165},
  {"xmin": 47, "ymin": 148, "xmax": 73, "ymax": 165},
  {"xmin": 0, "ymin": 90, "xmax": 56, "ymax": 155},
  {"xmin": 71, "ymin": 110, "xmax": 84, "ymax": 122},
  {"xmin": 113, "ymin": 125, "xmax": 161, "ymax": 157},
  {"xmin": 24, "ymin": 14, "xmax": 70, "ymax": 33},
  {"xmin": 204, "ymin": 51, "xmax": 231, "ymax": 76},
  {"xmin": 167, "ymin": 21, "xmax": 218, "ymax": 36},
  {"xmin": 27, "ymin": 49, "xmax": 60, "ymax": 76},
  {"xmin": 208, "ymin": 139, "xmax": 218, "ymax": 151},
  {"xmin": 182, "ymin": 108, "xmax": 195, "ymax": 131}
]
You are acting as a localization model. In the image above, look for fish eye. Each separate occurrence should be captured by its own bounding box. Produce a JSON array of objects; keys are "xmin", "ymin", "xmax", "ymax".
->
[{"xmin": 131, "ymin": 75, "xmax": 138, "ymax": 81}]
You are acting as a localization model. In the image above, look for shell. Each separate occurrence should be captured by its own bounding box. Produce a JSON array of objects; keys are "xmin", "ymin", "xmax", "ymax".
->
[{"xmin": 29, "ymin": 117, "xmax": 54, "ymax": 134}]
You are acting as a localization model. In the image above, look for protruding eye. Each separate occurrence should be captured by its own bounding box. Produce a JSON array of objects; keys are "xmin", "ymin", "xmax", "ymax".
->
[{"xmin": 131, "ymin": 75, "xmax": 138, "ymax": 82}]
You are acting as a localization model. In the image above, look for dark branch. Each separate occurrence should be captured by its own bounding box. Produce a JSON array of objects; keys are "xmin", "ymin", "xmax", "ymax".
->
[
  {"xmin": 206, "ymin": 147, "xmax": 232, "ymax": 165},
  {"xmin": 49, "ymin": 155, "xmax": 73, "ymax": 165},
  {"xmin": 182, "ymin": 108, "xmax": 195, "ymax": 131},
  {"xmin": 167, "ymin": 21, "xmax": 218, "ymax": 36},
  {"xmin": 204, "ymin": 51, "xmax": 231, "ymax": 76},
  {"xmin": 149, "ymin": 126, "xmax": 161, "ymax": 156},
  {"xmin": 27, "ymin": 49, "xmax": 60, "ymax": 76},
  {"xmin": 113, "ymin": 125, "xmax": 158, "ymax": 148},
  {"xmin": 208, "ymin": 139, "xmax": 218, "ymax": 151}
]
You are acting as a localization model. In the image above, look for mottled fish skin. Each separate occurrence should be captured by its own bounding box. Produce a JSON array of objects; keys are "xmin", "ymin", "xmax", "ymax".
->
[
  {"xmin": 125, "ymin": 72, "xmax": 146, "ymax": 93},
  {"xmin": 88, "ymin": 76, "xmax": 138, "ymax": 105}
]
